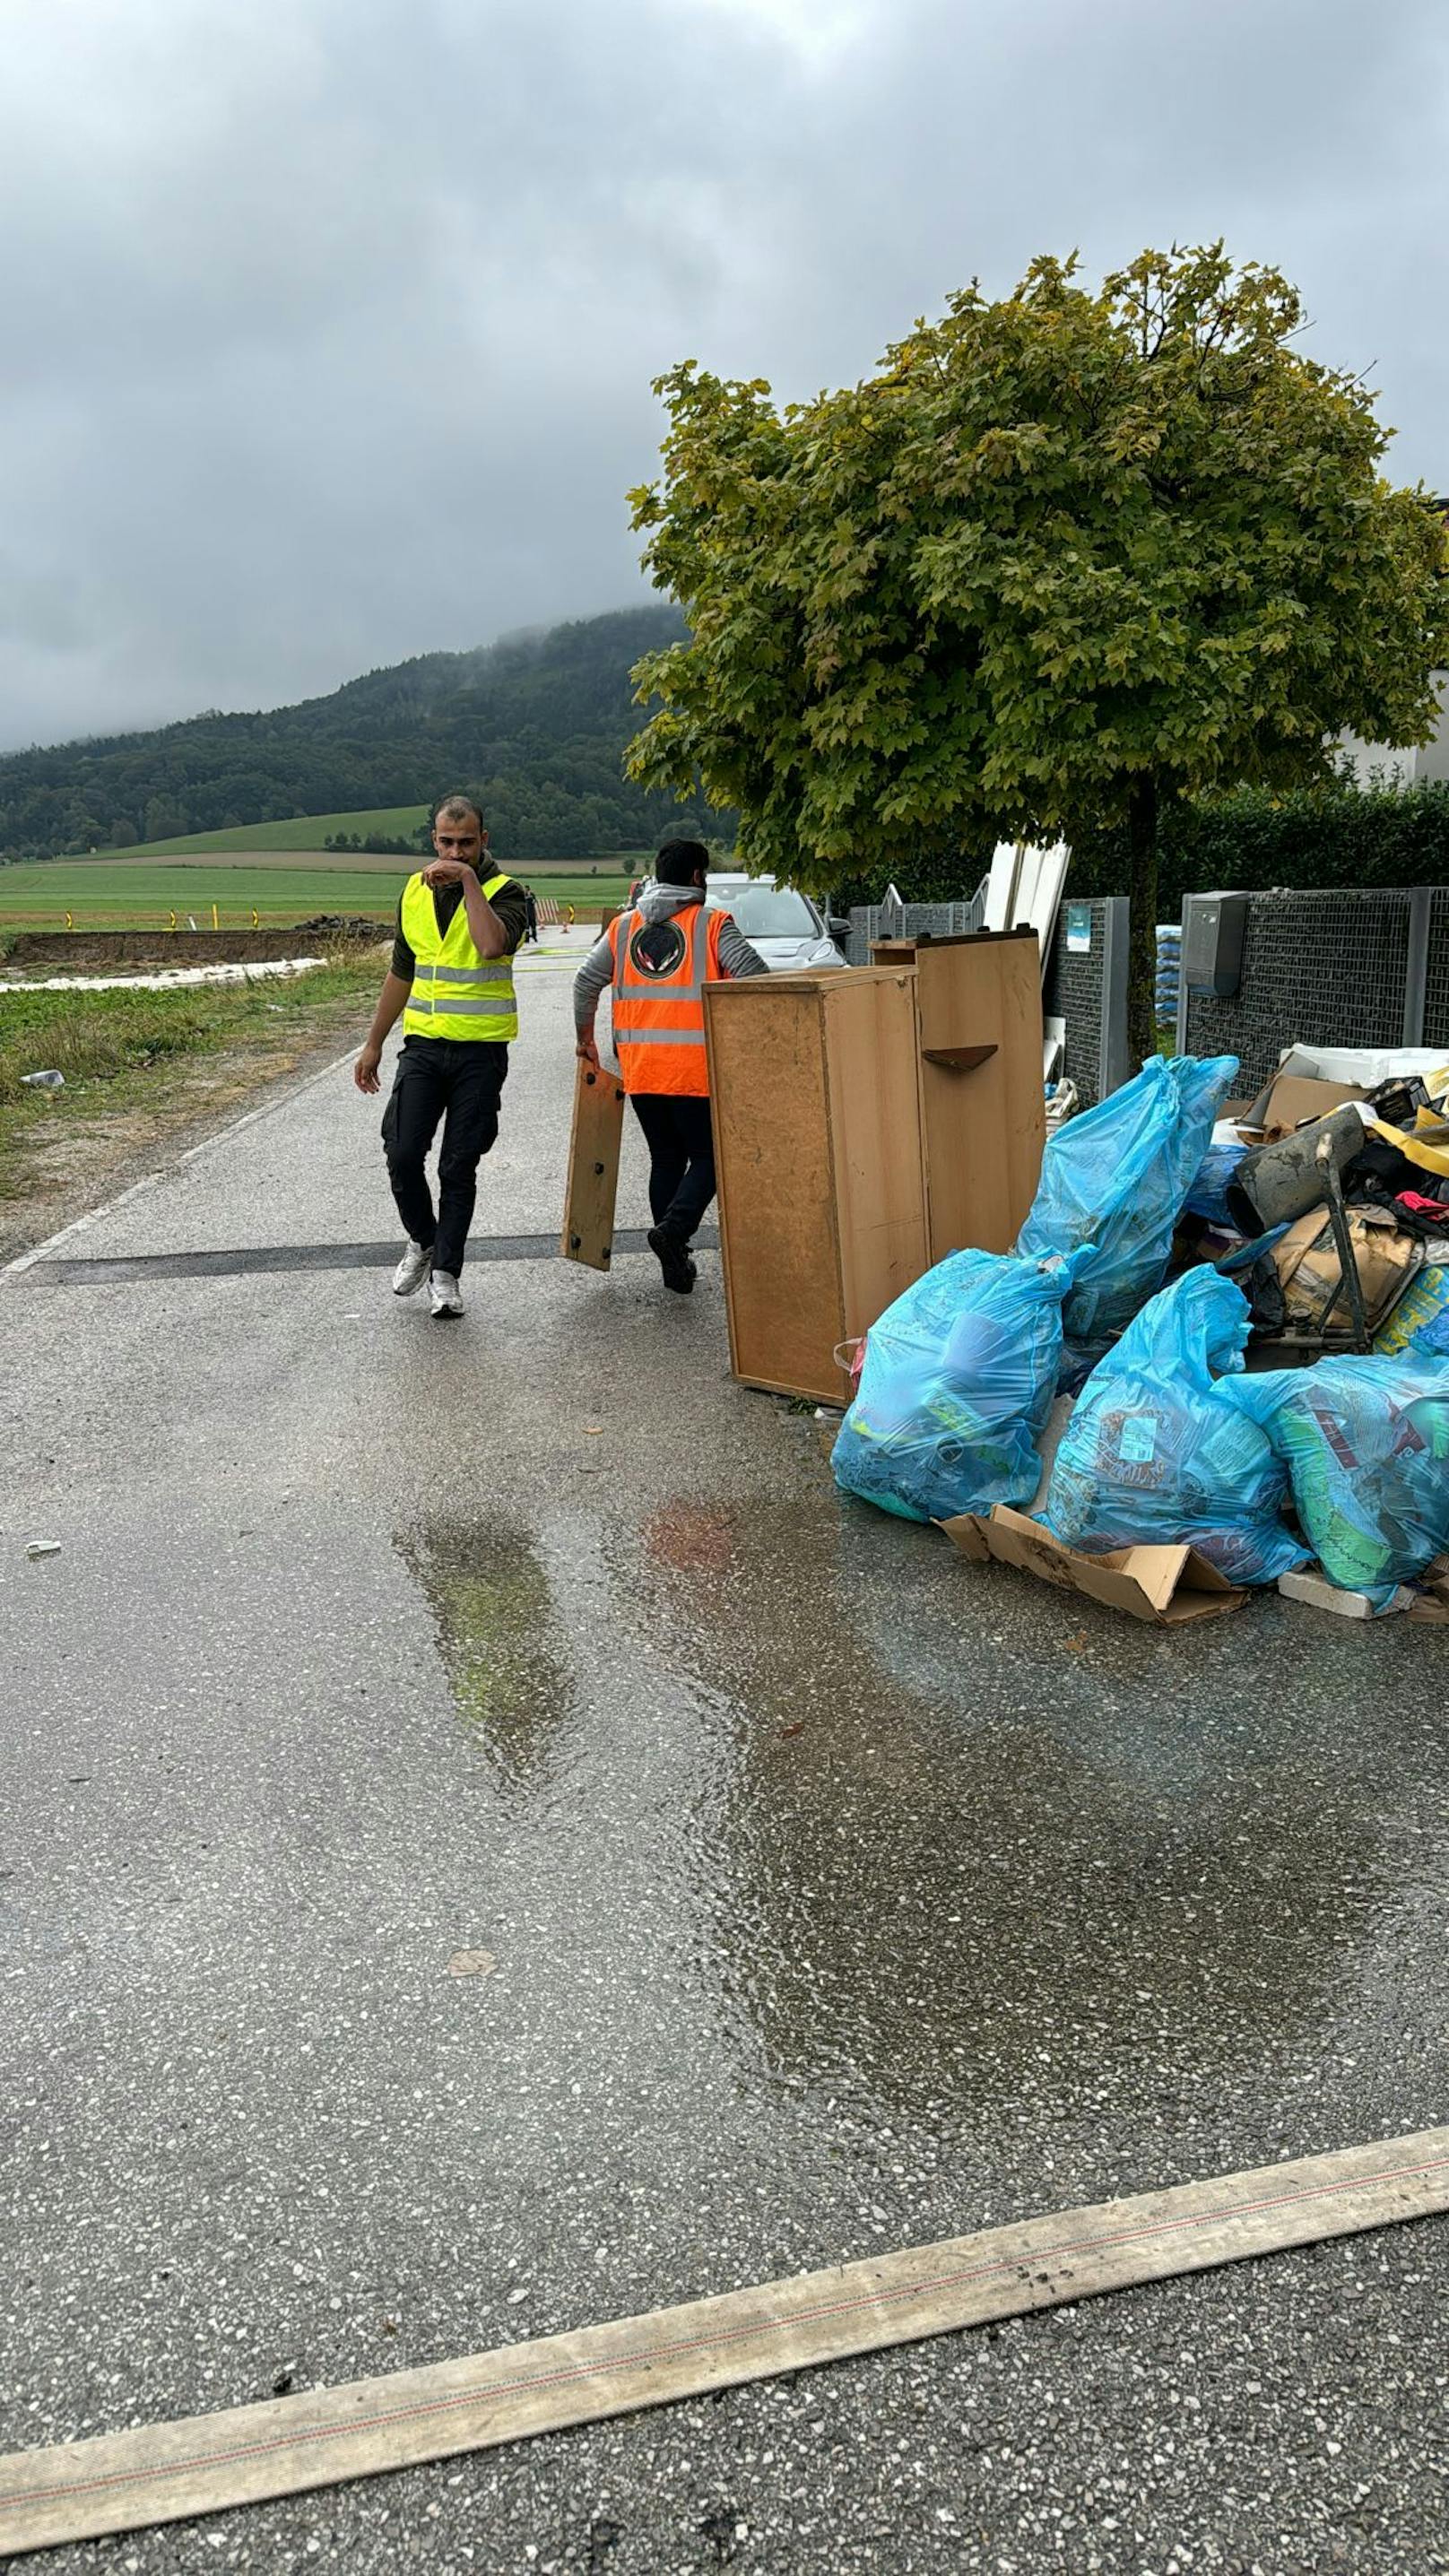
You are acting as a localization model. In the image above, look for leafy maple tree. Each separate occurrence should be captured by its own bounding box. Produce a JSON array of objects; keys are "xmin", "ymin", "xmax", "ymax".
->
[{"xmin": 627, "ymin": 246, "xmax": 1449, "ymax": 1064}]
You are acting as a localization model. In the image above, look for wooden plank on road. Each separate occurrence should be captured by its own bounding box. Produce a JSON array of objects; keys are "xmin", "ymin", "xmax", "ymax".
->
[
  {"xmin": 3, "ymin": 2125, "xmax": 1446, "ymax": 2556},
  {"xmin": 560, "ymin": 1060, "xmax": 627, "ymax": 1271}
]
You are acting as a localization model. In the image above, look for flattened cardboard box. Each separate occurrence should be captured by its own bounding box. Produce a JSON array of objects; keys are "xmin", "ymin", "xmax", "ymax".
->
[
  {"xmin": 1236, "ymin": 1072, "xmax": 1364, "ymax": 1141},
  {"xmin": 939, "ymin": 1505, "xmax": 1246, "ymax": 1626}
]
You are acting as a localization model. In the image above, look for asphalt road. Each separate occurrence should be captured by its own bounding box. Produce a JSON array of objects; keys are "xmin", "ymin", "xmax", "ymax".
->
[{"xmin": 3, "ymin": 939, "xmax": 1447, "ymax": 2575}]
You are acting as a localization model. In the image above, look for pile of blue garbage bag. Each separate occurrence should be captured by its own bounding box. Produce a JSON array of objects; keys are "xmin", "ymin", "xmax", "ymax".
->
[
  {"xmin": 1235, "ymin": 1353, "xmax": 1449, "ymax": 1607},
  {"xmin": 829, "ymin": 1246, "xmax": 1080, "ymax": 1524},
  {"xmin": 1040, "ymin": 1270, "xmax": 1308, "ymax": 1584},
  {"xmin": 831, "ymin": 1050, "xmax": 1449, "ymax": 1609},
  {"xmin": 1017, "ymin": 1053, "xmax": 1238, "ymax": 1370}
]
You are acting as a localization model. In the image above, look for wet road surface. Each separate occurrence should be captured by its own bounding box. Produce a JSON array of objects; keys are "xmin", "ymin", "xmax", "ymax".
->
[{"xmin": 3, "ymin": 943, "xmax": 1447, "ymax": 2572}]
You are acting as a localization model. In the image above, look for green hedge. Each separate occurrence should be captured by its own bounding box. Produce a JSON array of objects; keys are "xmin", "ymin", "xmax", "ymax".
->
[
  {"xmin": 1068, "ymin": 780, "xmax": 1449, "ymax": 914},
  {"xmin": 828, "ymin": 781, "xmax": 1449, "ymax": 914}
]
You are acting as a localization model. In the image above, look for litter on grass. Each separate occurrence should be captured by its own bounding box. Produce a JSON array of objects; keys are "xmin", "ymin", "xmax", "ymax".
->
[{"xmin": 0, "ymin": 959, "xmax": 325, "ymax": 995}]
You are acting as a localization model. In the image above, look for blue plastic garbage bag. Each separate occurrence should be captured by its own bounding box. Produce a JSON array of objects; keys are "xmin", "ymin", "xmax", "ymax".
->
[
  {"xmin": 1017, "ymin": 1054, "xmax": 1239, "ymax": 1362},
  {"xmin": 1184, "ymin": 1138, "xmax": 1249, "ymax": 1228},
  {"xmin": 1042, "ymin": 1269, "xmax": 1307, "ymax": 1583},
  {"xmin": 831, "ymin": 1249, "xmax": 1080, "ymax": 1523},
  {"xmin": 1236, "ymin": 1353, "xmax": 1449, "ymax": 1608}
]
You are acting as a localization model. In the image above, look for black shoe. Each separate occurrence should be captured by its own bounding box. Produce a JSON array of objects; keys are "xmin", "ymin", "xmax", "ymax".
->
[{"xmin": 648, "ymin": 1225, "xmax": 696, "ymax": 1294}]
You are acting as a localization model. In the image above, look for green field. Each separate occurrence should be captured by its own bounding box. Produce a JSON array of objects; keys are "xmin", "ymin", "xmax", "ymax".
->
[
  {"xmin": 0, "ymin": 856, "xmax": 635, "ymax": 929},
  {"xmin": 87, "ymin": 808, "xmax": 655, "ymax": 866},
  {"xmin": 0, "ymin": 861, "xmax": 410, "ymax": 925},
  {"xmin": 91, "ymin": 807, "xmax": 429, "ymax": 859}
]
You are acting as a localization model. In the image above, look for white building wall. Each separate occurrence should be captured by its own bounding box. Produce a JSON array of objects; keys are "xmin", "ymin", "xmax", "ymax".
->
[{"xmin": 1339, "ymin": 671, "xmax": 1449, "ymax": 785}]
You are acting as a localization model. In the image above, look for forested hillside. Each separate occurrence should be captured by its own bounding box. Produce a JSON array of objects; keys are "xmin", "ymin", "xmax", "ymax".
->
[{"xmin": 0, "ymin": 606, "xmax": 724, "ymax": 862}]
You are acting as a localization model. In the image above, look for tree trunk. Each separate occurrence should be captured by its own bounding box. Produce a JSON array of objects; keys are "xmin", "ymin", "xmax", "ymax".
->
[{"xmin": 1126, "ymin": 775, "xmax": 1159, "ymax": 1075}]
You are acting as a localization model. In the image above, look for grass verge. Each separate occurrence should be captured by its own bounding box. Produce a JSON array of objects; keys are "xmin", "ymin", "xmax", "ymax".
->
[{"xmin": 0, "ymin": 953, "xmax": 381, "ymax": 1206}]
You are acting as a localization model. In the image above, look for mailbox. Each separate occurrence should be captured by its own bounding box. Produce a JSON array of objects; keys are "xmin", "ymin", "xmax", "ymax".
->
[{"xmin": 1182, "ymin": 893, "xmax": 1248, "ymax": 998}]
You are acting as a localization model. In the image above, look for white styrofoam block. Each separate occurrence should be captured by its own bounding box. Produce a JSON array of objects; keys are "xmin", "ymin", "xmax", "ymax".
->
[
  {"xmin": 1276, "ymin": 1043, "xmax": 1449, "ymax": 1087},
  {"xmin": 1278, "ymin": 1566, "xmax": 1411, "ymax": 1619}
]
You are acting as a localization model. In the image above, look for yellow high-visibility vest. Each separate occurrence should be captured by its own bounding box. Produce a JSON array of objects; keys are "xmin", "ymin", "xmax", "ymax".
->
[{"xmin": 401, "ymin": 872, "xmax": 518, "ymax": 1043}]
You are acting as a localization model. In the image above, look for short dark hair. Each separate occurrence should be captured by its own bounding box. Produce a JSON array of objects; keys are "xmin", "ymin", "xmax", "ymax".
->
[
  {"xmin": 655, "ymin": 837, "xmax": 709, "ymax": 888},
  {"xmin": 430, "ymin": 793, "xmax": 485, "ymax": 832}
]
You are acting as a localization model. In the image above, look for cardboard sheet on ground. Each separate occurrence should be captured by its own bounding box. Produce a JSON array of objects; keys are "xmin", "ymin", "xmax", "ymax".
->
[{"xmin": 939, "ymin": 1504, "xmax": 1245, "ymax": 1626}]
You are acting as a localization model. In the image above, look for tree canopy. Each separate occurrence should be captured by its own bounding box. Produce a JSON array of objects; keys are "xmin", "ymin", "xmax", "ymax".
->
[{"xmin": 627, "ymin": 245, "xmax": 1449, "ymax": 1060}]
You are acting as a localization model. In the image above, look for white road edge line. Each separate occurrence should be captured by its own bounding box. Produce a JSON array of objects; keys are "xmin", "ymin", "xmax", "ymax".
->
[{"xmin": 1, "ymin": 1045, "xmax": 360, "ymax": 1282}]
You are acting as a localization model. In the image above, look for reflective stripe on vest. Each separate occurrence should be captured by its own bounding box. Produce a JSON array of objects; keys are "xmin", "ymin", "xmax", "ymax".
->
[
  {"xmin": 401, "ymin": 872, "xmax": 518, "ymax": 1042},
  {"xmin": 611, "ymin": 902, "xmax": 727, "ymax": 1097}
]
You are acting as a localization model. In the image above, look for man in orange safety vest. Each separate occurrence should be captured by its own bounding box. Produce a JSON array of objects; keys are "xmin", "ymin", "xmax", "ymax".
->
[{"xmin": 573, "ymin": 839, "xmax": 766, "ymax": 1293}]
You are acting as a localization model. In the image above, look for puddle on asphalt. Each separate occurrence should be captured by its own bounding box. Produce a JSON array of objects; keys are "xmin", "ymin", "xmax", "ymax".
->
[
  {"xmin": 394, "ymin": 1521, "xmax": 575, "ymax": 1788},
  {"xmin": 394, "ymin": 1485, "xmax": 1444, "ymax": 2143},
  {"xmin": 620, "ymin": 1494, "xmax": 1433, "ymax": 2130}
]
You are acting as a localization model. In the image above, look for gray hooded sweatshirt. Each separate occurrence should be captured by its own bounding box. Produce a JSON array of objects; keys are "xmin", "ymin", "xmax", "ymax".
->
[{"xmin": 572, "ymin": 881, "xmax": 767, "ymax": 1040}]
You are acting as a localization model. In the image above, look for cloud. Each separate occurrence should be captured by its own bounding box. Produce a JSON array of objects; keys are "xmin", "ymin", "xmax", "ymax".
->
[{"xmin": 2, "ymin": 0, "xmax": 1445, "ymax": 747}]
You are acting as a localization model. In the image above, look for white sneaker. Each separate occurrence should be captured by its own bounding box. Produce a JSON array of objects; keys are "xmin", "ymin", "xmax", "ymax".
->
[
  {"xmin": 429, "ymin": 1270, "xmax": 464, "ymax": 1319},
  {"xmin": 392, "ymin": 1239, "xmax": 432, "ymax": 1298}
]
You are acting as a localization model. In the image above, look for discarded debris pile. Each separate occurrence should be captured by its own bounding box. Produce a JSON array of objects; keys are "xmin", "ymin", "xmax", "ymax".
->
[
  {"xmin": 292, "ymin": 915, "xmax": 390, "ymax": 943},
  {"xmin": 1039, "ymin": 1269, "xmax": 1308, "ymax": 1586},
  {"xmin": 831, "ymin": 1043, "xmax": 1449, "ymax": 1623}
]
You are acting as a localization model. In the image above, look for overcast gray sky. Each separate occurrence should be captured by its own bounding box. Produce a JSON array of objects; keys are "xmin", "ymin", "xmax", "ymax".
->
[{"xmin": 3, "ymin": 0, "xmax": 1445, "ymax": 750}]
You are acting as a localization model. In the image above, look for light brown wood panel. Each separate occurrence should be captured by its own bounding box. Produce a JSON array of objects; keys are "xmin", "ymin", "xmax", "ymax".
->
[
  {"xmin": 706, "ymin": 970, "xmax": 927, "ymax": 1403},
  {"xmin": 7, "ymin": 2128, "xmax": 1445, "ymax": 2551},
  {"xmin": 823, "ymin": 974, "xmax": 929, "ymax": 1341},
  {"xmin": 707, "ymin": 980, "xmax": 841, "ymax": 1401},
  {"xmin": 913, "ymin": 932, "xmax": 1044, "ymax": 1257},
  {"xmin": 560, "ymin": 1060, "xmax": 628, "ymax": 1270}
]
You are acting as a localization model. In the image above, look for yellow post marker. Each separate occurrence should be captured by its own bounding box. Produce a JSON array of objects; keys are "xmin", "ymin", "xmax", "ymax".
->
[
  {"xmin": 212, "ymin": 903, "xmax": 219, "ymax": 931},
  {"xmin": 65, "ymin": 912, "xmax": 74, "ymax": 931},
  {"xmin": 251, "ymin": 909, "xmax": 259, "ymax": 929},
  {"xmin": 169, "ymin": 912, "xmax": 178, "ymax": 932}
]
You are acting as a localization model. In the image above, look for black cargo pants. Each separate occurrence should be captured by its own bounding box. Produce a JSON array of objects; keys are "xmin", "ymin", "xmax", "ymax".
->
[
  {"xmin": 381, "ymin": 1036, "xmax": 508, "ymax": 1277},
  {"xmin": 629, "ymin": 1092, "xmax": 716, "ymax": 1245}
]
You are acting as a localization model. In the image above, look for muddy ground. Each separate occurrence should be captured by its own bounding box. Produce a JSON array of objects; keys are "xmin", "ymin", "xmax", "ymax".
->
[{"xmin": 5, "ymin": 924, "xmax": 385, "ymax": 972}]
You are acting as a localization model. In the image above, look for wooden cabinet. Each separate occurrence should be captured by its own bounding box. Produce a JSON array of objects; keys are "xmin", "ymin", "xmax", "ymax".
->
[
  {"xmin": 704, "ymin": 933, "xmax": 1046, "ymax": 1404},
  {"xmin": 704, "ymin": 968, "xmax": 927, "ymax": 1403},
  {"xmin": 909, "ymin": 931, "xmax": 1045, "ymax": 1258}
]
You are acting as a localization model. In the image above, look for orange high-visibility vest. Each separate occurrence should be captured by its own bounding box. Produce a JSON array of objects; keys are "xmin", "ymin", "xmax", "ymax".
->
[{"xmin": 609, "ymin": 901, "xmax": 729, "ymax": 1097}]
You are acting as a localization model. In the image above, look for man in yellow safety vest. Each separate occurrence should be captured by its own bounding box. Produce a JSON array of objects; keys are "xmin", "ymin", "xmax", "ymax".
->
[{"xmin": 354, "ymin": 793, "xmax": 528, "ymax": 1318}]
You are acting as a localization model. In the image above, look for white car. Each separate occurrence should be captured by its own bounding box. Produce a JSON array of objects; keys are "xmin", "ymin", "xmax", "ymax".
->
[{"xmin": 705, "ymin": 873, "xmax": 849, "ymax": 971}]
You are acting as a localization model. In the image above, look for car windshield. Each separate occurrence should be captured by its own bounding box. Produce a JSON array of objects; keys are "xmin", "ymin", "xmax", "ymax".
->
[{"xmin": 710, "ymin": 886, "xmax": 819, "ymax": 939}]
